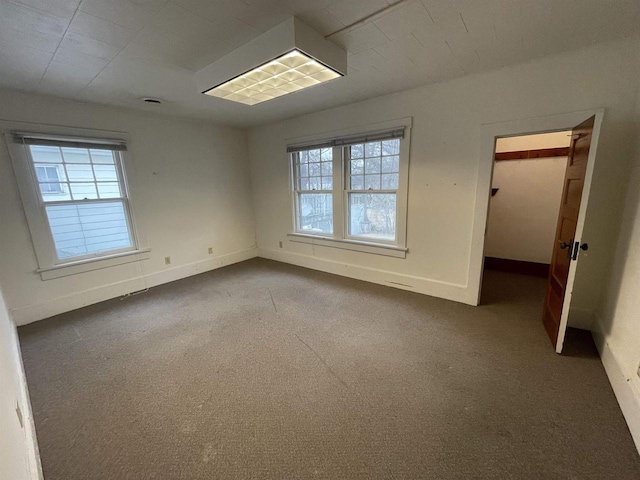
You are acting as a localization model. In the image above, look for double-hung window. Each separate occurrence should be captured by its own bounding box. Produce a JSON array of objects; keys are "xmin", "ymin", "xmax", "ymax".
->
[
  {"xmin": 290, "ymin": 120, "xmax": 410, "ymax": 256},
  {"xmin": 6, "ymin": 131, "xmax": 145, "ymax": 278},
  {"xmin": 346, "ymin": 139, "xmax": 400, "ymax": 242},
  {"xmin": 292, "ymin": 147, "xmax": 334, "ymax": 234}
]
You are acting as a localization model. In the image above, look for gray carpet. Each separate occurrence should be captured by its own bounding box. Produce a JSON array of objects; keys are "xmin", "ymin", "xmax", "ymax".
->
[{"xmin": 19, "ymin": 258, "xmax": 640, "ymax": 479}]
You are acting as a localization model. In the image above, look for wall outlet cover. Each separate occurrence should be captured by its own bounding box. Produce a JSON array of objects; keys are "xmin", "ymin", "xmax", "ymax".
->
[
  {"xmin": 164, "ymin": 256, "xmax": 171, "ymax": 265},
  {"xmin": 208, "ymin": 247, "xmax": 213, "ymax": 254}
]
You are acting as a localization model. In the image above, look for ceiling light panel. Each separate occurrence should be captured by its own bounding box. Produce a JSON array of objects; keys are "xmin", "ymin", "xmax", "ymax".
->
[
  {"xmin": 204, "ymin": 50, "xmax": 341, "ymax": 105},
  {"xmin": 197, "ymin": 18, "xmax": 347, "ymax": 106}
]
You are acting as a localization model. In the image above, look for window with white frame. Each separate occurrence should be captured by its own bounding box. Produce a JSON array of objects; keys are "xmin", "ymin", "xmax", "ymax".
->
[
  {"xmin": 7, "ymin": 133, "xmax": 140, "ymax": 272},
  {"xmin": 292, "ymin": 147, "xmax": 334, "ymax": 234},
  {"xmin": 290, "ymin": 123, "xmax": 410, "ymax": 252},
  {"xmin": 346, "ymin": 139, "xmax": 400, "ymax": 241}
]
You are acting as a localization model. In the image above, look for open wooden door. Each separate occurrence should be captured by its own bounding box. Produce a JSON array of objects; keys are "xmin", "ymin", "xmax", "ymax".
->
[{"xmin": 542, "ymin": 116, "xmax": 595, "ymax": 352}]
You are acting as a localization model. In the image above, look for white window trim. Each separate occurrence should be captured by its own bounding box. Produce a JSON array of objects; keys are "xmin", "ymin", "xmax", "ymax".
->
[
  {"xmin": 287, "ymin": 232, "xmax": 407, "ymax": 258},
  {"xmin": 3, "ymin": 123, "xmax": 149, "ymax": 280},
  {"xmin": 288, "ymin": 117, "xmax": 412, "ymax": 256}
]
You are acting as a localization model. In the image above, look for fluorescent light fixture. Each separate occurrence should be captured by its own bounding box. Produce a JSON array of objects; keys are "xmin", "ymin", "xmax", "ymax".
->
[
  {"xmin": 197, "ymin": 18, "xmax": 347, "ymax": 106},
  {"xmin": 203, "ymin": 50, "xmax": 342, "ymax": 105}
]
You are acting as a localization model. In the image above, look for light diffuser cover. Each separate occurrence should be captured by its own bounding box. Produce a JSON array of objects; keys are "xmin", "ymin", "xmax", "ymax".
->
[{"xmin": 203, "ymin": 50, "xmax": 342, "ymax": 105}]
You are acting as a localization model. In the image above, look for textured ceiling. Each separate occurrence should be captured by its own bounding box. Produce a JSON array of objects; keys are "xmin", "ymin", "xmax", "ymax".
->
[{"xmin": 1, "ymin": 0, "xmax": 639, "ymax": 127}]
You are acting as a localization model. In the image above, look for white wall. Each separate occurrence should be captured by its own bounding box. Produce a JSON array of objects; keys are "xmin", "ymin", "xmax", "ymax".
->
[
  {"xmin": 495, "ymin": 131, "xmax": 571, "ymax": 152},
  {"xmin": 485, "ymin": 156, "xmax": 566, "ymax": 263},
  {"xmin": 593, "ymin": 77, "xmax": 640, "ymax": 451},
  {"xmin": 0, "ymin": 289, "xmax": 41, "ymax": 479},
  {"xmin": 0, "ymin": 89, "xmax": 257, "ymax": 325},
  {"xmin": 485, "ymin": 133, "xmax": 571, "ymax": 264},
  {"xmin": 248, "ymin": 37, "xmax": 640, "ymax": 322}
]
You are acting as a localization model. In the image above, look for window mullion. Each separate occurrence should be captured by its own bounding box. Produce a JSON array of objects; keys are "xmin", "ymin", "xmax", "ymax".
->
[{"xmin": 332, "ymin": 146, "xmax": 344, "ymax": 239}]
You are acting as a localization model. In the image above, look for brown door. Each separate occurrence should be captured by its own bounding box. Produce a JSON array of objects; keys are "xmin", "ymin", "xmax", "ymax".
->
[{"xmin": 542, "ymin": 116, "xmax": 595, "ymax": 348}]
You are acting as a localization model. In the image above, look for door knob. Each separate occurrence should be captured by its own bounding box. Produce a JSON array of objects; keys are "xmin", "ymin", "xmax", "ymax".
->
[{"xmin": 560, "ymin": 242, "xmax": 571, "ymax": 249}]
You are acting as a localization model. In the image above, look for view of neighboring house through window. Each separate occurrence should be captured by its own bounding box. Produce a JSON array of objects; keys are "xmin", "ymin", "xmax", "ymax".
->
[
  {"xmin": 35, "ymin": 164, "xmax": 63, "ymax": 193},
  {"xmin": 28, "ymin": 144, "xmax": 135, "ymax": 261}
]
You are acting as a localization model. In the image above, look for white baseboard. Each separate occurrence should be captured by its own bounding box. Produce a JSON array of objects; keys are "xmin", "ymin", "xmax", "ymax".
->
[
  {"xmin": 8, "ymin": 317, "xmax": 44, "ymax": 479},
  {"xmin": 11, "ymin": 247, "xmax": 258, "ymax": 326},
  {"xmin": 258, "ymin": 247, "xmax": 470, "ymax": 304},
  {"xmin": 592, "ymin": 329, "xmax": 640, "ymax": 453}
]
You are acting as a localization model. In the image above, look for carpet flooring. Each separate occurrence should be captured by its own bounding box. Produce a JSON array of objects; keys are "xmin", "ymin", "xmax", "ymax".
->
[{"xmin": 19, "ymin": 258, "xmax": 640, "ymax": 479}]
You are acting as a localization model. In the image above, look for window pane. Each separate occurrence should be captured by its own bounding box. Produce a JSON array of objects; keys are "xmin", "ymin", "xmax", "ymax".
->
[
  {"xmin": 320, "ymin": 148, "xmax": 332, "ymax": 161},
  {"xmin": 348, "ymin": 193, "xmax": 396, "ymax": 241},
  {"xmin": 381, "ymin": 139, "xmax": 400, "ymax": 155},
  {"xmin": 61, "ymin": 147, "xmax": 91, "ymax": 163},
  {"xmin": 70, "ymin": 183, "xmax": 98, "ymax": 200},
  {"xmin": 90, "ymin": 149, "xmax": 115, "ymax": 164},
  {"xmin": 299, "ymin": 151, "xmax": 309, "ymax": 163},
  {"xmin": 350, "ymin": 175, "xmax": 364, "ymax": 190},
  {"xmin": 35, "ymin": 164, "xmax": 64, "ymax": 182},
  {"xmin": 66, "ymin": 164, "xmax": 94, "ymax": 181},
  {"xmin": 350, "ymin": 159, "xmax": 364, "ymax": 175},
  {"xmin": 308, "ymin": 149, "xmax": 320, "ymax": 162},
  {"xmin": 299, "ymin": 177, "xmax": 309, "ymax": 190},
  {"xmin": 365, "ymin": 174, "xmax": 380, "ymax": 190},
  {"xmin": 45, "ymin": 201, "xmax": 132, "ymax": 259},
  {"xmin": 381, "ymin": 155, "xmax": 399, "ymax": 173},
  {"xmin": 308, "ymin": 177, "xmax": 323, "ymax": 190},
  {"xmin": 93, "ymin": 164, "xmax": 118, "ymax": 181},
  {"xmin": 39, "ymin": 183, "xmax": 71, "ymax": 201},
  {"xmin": 365, "ymin": 142, "xmax": 381, "ymax": 157},
  {"xmin": 350, "ymin": 144, "xmax": 364, "ymax": 158},
  {"xmin": 298, "ymin": 193, "xmax": 333, "ymax": 234},
  {"xmin": 30, "ymin": 146, "xmax": 62, "ymax": 163},
  {"xmin": 381, "ymin": 173, "xmax": 399, "ymax": 189},
  {"xmin": 298, "ymin": 164, "xmax": 308, "ymax": 177},
  {"xmin": 321, "ymin": 161, "xmax": 332, "ymax": 176},
  {"xmin": 365, "ymin": 158, "xmax": 380, "ymax": 174},
  {"xmin": 308, "ymin": 162, "xmax": 321, "ymax": 176},
  {"xmin": 97, "ymin": 182, "xmax": 122, "ymax": 199},
  {"xmin": 321, "ymin": 177, "xmax": 333, "ymax": 190}
]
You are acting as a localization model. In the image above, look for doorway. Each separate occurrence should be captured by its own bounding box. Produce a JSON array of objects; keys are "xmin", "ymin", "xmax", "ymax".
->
[
  {"xmin": 467, "ymin": 110, "xmax": 604, "ymax": 353},
  {"xmin": 483, "ymin": 131, "xmax": 572, "ymax": 280}
]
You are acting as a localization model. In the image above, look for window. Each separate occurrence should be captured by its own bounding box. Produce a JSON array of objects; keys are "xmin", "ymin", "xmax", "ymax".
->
[
  {"xmin": 35, "ymin": 165, "xmax": 63, "ymax": 193},
  {"xmin": 6, "ymin": 131, "xmax": 146, "ymax": 278},
  {"xmin": 289, "ymin": 121, "xmax": 410, "ymax": 255},
  {"xmin": 347, "ymin": 139, "xmax": 400, "ymax": 241},
  {"xmin": 293, "ymin": 148, "xmax": 334, "ymax": 234},
  {"xmin": 27, "ymin": 144, "xmax": 135, "ymax": 261}
]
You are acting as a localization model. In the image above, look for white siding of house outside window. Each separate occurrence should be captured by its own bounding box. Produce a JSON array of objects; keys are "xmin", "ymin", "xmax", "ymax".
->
[{"xmin": 28, "ymin": 145, "xmax": 134, "ymax": 261}]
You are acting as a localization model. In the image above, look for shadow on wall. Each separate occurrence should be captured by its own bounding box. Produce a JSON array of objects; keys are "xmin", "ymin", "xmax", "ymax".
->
[{"xmin": 598, "ymin": 149, "xmax": 640, "ymax": 337}]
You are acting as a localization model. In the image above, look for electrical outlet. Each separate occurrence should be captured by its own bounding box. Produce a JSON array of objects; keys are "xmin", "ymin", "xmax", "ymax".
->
[
  {"xmin": 164, "ymin": 256, "xmax": 171, "ymax": 265},
  {"xmin": 208, "ymin": 247, "xmax": 213, "ymax": 254},
  {"xmin": 279, "ymin": 241, "xmax": 283, "ymax": 248}
]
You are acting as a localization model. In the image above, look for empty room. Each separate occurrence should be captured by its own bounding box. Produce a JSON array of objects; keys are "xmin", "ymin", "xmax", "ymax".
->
[{"xmin": 2, "ymin": 1, "xmax": 640, "ymax": 479}]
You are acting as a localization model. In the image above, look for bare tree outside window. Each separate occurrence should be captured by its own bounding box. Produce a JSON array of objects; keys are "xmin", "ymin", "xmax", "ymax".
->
[
  {"xmin": 348, "ymin": 139, "xmax": 400, "ymax": 241},
  {"xmin": 294, "ymin": 148, "xmax": 333, "ymax": 234}
]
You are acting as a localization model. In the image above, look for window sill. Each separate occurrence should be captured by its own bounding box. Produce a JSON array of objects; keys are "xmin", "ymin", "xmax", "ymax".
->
[
  {"xmin": 36, "ymin": 248, "xmax": 151, "ymax": 280},
  {"xmin": 287, "ymin": 233, "xmax": 407, "ymax": 258}
]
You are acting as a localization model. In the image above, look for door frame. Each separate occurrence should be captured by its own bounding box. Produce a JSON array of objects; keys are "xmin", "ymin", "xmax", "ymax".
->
[{"xmin": 467, "ymin": 108, "xmax": 605, "ymax": 352}]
